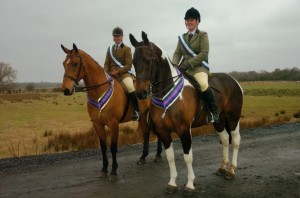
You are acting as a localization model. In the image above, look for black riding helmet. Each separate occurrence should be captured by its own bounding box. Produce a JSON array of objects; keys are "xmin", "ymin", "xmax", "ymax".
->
[
  {"xmin": 184, "ymin": 7, "xmax": 201, "ymax": 21},
  {"xmin": 112, "ymin": 26, "xmax": 123, "ymax": 36}
]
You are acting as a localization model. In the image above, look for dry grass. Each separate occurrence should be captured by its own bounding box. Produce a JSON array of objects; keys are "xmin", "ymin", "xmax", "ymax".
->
[{"xmin": 1, "ymin": 81, "xmax": 299, "ymax": 158}]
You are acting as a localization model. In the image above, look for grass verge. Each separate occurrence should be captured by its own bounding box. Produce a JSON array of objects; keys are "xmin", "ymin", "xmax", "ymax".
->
[{"xmin": 1, "ymin": 81, "xmax": 299, "ymax": 158}]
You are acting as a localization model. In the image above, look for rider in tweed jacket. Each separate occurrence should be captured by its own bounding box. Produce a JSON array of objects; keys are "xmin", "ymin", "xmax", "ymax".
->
[{"xmin": 172, "ymin": 7, "xmax": 220, "ymax": 124}]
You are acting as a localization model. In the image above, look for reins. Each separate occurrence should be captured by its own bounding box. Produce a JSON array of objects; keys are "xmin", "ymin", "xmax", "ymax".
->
[
  {"xmin": 74, "ymin": 79, "xmax": 112, "ymax": 92},
  {"xmin": 134, "ymin": 43, "xmax": 183, "ymax": 97},
  {"xmin": 151, "ymin": 74, "xmax": 182, "ymax": 86},
  {"xmin": 150, "ymin": 74, "xmax": 182, "ymax": 97}
]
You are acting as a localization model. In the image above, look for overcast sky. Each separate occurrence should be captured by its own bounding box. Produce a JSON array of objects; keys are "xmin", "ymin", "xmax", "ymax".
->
[{"xmin": 1, "ymin": 0, "xmax": 299, "ymax": 82}]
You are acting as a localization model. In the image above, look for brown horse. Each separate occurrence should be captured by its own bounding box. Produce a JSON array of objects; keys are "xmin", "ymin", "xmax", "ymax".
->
[
  {"xmin": 129, "ymin": 32, "xmax": 243, "ymax": 194},
  {"xmin": 60, "ymin": 43, "xmax": 162, "ymax": 179}
]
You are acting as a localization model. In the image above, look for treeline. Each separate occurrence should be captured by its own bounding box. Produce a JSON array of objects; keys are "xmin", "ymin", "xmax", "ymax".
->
[
  {"xmin": 14, "ymin": 82, "xmax": 61, "ymax": 90},
  {"xmin": 228, "ymin": 67, "xmax": 300, "ymax": 81},
  {"xmin": 0, "ymin": 82, "xmax": 61, "ymax": 94}
]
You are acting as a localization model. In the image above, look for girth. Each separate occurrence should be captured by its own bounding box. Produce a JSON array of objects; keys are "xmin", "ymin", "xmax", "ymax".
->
[{"xmin": 113, "ymin": 77, "xmax": 131, "ymax": 122}]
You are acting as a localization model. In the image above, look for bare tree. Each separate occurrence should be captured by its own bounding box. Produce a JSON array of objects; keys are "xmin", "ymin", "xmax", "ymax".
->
[{"xmin": 0, "ymin": 62, "xmax": 17, "ymax": 90}]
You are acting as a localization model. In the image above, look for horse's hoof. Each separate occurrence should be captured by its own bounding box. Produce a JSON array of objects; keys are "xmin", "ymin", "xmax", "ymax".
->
[
  {"xmin": 216, "ymin": 168, "xmax": 227, "ymax": 176},
  {"xmin": 137, "ymin": 159, "xmax": 146, "ymax": 165},
  {"xmin": 108, "ymin": 174, "xmax": 118, "ymax": 181},
  {"xmin": 164, "ymin": 185, "xmax": 177, "ymax": 194},
  {"xmin": 154, "ymin": 155, "xmax": 162, "ymax": 162},
  {"xmin": 225, "ymin": 172, "xmax": 235, "ymax": 180},
  {"xmin": 182, "ymin": 187, "xmax": 195, "ymax": 197},
  {"xmin": 100, "ymin": 171, "xmax": 108, "ymax": 178}
]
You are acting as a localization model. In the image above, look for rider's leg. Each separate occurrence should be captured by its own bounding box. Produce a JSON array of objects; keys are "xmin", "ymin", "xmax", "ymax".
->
[
  {"xmin": 122, "ymin": 77, "xmax": 140, "ymax": 121},
  {"xmin": 193, "ymin": 72, "xmax": 220, "ymax": 124}
]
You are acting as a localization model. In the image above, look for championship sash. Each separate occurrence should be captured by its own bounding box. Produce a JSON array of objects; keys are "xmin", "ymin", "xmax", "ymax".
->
[
  {"xmin": 109, "ymin": 45, "xmax": 132, "ymax": 74},
  {"xmin": 178, "ymin": 34, "xmax": 197, "ymax": 57},
  {"xmin": 88, "ymin": 72, "xmax": 114, "ymax": 111},
  {"xmin": 178, "ymin": 34, "xmax": 210, "ymax": 71},
  {"xmin": 151, "ymin": 68, "xmax": 184, "ymax": 115}
]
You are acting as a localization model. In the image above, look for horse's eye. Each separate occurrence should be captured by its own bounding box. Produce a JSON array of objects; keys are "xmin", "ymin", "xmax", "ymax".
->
[{"xmin": 73, "ymin": 63, "xmax": 79, "ymax": 67}]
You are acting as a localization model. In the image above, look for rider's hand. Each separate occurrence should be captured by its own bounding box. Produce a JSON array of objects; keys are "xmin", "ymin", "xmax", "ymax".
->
[
  {"xmin": 178, "ymin": 62, "xmax": 191, "ymax": 71},
  {"xmin": 109, "ymin": 70, "xmax": 119, "ymax": 76}
]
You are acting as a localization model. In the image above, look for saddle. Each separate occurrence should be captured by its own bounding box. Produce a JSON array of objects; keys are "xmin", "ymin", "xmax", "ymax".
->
[
  {"xmin": 180, "ymin": 71, "xmax": 214, "ymax": 124},
  {"xmin": 112, "ymin": 76, "xmax": 131, "ymax": 122}
]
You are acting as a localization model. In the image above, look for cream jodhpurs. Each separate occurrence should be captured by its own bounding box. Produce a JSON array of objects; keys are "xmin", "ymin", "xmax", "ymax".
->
[
  {"xmin": 122, "ymin": 77, "xmax": 135, "ymax": 93},
  {"xmin": 193, "ymin": 72, "xmax": 209, "ymax": 91}
]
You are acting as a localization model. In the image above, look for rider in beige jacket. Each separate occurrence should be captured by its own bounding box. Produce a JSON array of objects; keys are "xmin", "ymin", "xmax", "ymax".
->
[{"xmin": 104, "ymin": 27, "xmax": 140, "ymax": 120}]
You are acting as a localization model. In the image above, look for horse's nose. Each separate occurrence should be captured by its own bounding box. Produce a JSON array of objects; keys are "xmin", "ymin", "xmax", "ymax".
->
[
  {"xmin": 63, "ymin": 88, "xmax": 72, "ymax": 96},
  {"xmin": 136, "ymin": 90, "xmax": 147, "ymax": 99}
]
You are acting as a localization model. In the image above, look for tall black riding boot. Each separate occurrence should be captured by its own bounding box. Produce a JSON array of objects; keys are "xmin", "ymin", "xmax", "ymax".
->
[
  {"xmin": 202, "ymin": 87, "xmax": 220, "ymax": 124},
  {"xmin": 129, "ymin": 92, "xmax": 140, "ymax": 121}
]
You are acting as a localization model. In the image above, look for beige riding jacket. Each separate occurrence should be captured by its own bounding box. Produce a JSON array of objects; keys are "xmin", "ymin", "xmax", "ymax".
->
[{"xmin": 104, "ymin": 43, "xmax": 133, "ymax": 80}]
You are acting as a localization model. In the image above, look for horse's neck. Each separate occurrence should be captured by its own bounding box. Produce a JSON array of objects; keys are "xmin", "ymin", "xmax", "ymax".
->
[
  {"xmin": 81, "ymin": 54, "xmax": 110, "ymax": 98},
  {"xmin": 155, "ymin": 58, "xmax": 177, "ymax": 96}
]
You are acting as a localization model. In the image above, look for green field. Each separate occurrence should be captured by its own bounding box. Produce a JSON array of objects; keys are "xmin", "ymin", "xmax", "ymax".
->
[
  {"xmin": 241, "ymin": 81, "xmax": 300, "ymax": 96},
  {"xmin": 0, "ymin": 93, "xmax": 91, "ymax": 158},
  {"xmin": 0, "ymin": 81, "xmax": 299, "ymax": 158}
]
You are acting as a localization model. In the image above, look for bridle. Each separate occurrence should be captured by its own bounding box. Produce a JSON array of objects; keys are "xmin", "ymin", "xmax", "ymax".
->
[
  {"xmin": 134, "ymin": 43, "xmax": 182, "ymax": 97},
  {"xmin": 63, "ymin": 54, "xmax": 83, "ymax": 85},
  {"xmin": 63, "ymin": 53, "xmax": 112, "ymax": 92},
  {"xmin": 134, "ymin": 43, "xmax": 158, "ymax": 83}
]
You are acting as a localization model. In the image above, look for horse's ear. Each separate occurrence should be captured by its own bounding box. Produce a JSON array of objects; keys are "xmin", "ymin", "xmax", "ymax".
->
[
  {"xmin": 142, "ymin": 31, "xmax": 149, "ymax": 45},
  {"xmin": 129, "ymin": 34, "xmax": 138, "ymax": 47},
  {"xmin": 73, "ymin": 43, "xmax": 79, "ymax": 52},
  {"xmin": 61, "ymin": 44, "xmax": 70, "ymax": 54}
]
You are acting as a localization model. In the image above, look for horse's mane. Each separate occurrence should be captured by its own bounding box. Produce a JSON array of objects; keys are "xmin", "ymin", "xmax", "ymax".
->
[
  {"xmin": 155, "ymin": 44, "xmax": 173, "ymax": 66},
  {"xmin": 78, "ymin": 49, "xmax": 103, "ymax": 69},
  {"xmin": 154, "ymin": 43, "xmax": 178, "ymax": 77}
]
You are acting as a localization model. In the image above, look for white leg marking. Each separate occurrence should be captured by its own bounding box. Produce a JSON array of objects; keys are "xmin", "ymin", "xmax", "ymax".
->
[
  {"xmin": 165, "ymin": 143, "xmax": 177, "ymax": 187},
  {"xmin": 184, "ymin": 148, "xmax": 195, "ymax": 189},
  {"xmin": 230, "ymin": 122, "xmax": 241, "ymax": 172},
  {"xmin": 219, "ymin": 129, "xmax": 229, "ymax": 170}
]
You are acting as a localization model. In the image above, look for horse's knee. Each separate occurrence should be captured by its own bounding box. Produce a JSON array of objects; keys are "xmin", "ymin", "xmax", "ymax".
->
[
  {"xmin": 179, "ymin": 132, "xmax": 192, "ymax": 154},
  {"xmin": 231, "ymin": 127, "xmax": 241, "ymax": 148},
  {"xmin": 219, "ymin": 131, "xmax": 229, "ymax": 145},
  {"xmin": 183, "ymin": 150, "xmax": 193, "ymax": 164},
  {"xmin": 232, "ymin": 136, "xmax": 241, "ymax": 150},
  {"xmin": 110, "ymin": 144, "xmax": 118, "ymax": 154},
  {"xmin": 165, "ymin": 144, "xmax": 175, "ymax": 162}
]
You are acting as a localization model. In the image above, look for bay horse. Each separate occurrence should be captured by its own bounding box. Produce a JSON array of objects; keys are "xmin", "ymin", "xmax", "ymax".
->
[
  {"xmin": 60, "ymin": 43, "xmax": 162, "ymax": 179},
  {"xmin": 129, "ymin": 32, "xmax": 243, "ymax": 194}
]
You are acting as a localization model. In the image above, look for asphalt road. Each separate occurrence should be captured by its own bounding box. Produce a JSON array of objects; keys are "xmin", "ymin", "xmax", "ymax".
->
[{"xmin": 1, "ymin": 123, "xmax": 300, "ymax": 198}]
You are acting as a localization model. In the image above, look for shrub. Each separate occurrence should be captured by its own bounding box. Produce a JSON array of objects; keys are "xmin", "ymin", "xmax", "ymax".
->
[
  {"xmin": 280, "ymin": 110, "xmax": 286, "ymax": 114},
  {"xmin": 293, "ymin": 110, "xmax": 300, "ymax": 118},
  {"xmin": 45, "ymin": 128, "xmax": 99, "ymax": 153},
  {"xmin": 44, "ymin": 130, "xmax": 53, "ymax": 137}
]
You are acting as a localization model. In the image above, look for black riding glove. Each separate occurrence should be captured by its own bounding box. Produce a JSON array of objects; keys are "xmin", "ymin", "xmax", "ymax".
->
[{"xmin": 178, "ymin": 61, "xmax": 191, "ymax": 71}]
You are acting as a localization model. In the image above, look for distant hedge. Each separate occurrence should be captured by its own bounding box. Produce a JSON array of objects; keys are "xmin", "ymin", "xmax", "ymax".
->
[{"xmin": 228, "ymin": 67, "xmax": 300, "ymax": 81}]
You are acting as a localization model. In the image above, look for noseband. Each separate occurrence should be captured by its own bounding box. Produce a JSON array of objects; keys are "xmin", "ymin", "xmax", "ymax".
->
[{"xmin": 63, "ymin": 54, "xmax": 83, "ymax": 85}]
